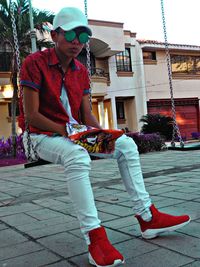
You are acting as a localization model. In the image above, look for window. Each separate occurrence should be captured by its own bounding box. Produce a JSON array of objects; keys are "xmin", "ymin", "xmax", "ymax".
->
[
  {"xmin": 143, "ymin": 51, "xmax": 156, "ymax": 61},
  {"xmin": 116, "ymin": 101, "xmax": 125, "ymax": 120},
  {"xmin": 171, "ymin": 55, "xmax": 200, "ymax": 75},
  {"xmin": 115, "ymin": 48, "xmax": 132, "ymax": 72},
  {"xmin": 0, "ymin": 43, "xmax": 12, "ymax": 71},
  {"xmin": 0, "ymin": 52, "xmax": 12, "ymax": 71}
]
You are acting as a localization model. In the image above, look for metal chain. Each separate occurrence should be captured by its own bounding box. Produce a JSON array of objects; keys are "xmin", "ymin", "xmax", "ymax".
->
[
  {"xmin": 160, "ymin": 0, "xmax": 184, "ymax": 148},
  {"xmin": 10, "ymin": 1, "xmax": 39, "ymax": 161},
  {"xmin": 84, "ymin": 0, "xmax": 92, "ymax": 110},
  {"xmin": 10, "ymin": 2, "xmax": 20, "ymax": 73}
]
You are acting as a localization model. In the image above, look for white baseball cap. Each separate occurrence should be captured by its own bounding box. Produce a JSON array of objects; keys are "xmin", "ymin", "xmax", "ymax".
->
[{"xmin": 53, "ymin": 7, "xmax": 92, "ymax": 36}]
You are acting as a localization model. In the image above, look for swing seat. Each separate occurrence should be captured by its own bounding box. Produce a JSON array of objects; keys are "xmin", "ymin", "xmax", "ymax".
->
[
  {"xmin": 168, "ymin": 142, "xmax": 200, "ymax": 151},
  {"xmin": 24, "ymin": 155, "xmax": 99, "ymax": 168},
  {"xmin": 24, "ymin": 159, "xmax": 51, "ymax": 168}
]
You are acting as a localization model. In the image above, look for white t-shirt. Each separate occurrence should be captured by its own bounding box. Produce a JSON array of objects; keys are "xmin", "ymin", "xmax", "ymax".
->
[{"xmin": 60, "ymin": 85, "xmax": 78, "ymax": 124}]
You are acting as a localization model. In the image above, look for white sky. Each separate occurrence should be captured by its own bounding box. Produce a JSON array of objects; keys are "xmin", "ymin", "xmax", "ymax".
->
[{"xmin": 32, "ymin": 0, "xmax": 200, "ymax": 46}]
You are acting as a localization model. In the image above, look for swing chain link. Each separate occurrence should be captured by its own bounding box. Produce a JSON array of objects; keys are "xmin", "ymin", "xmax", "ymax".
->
[
  {"xmin": 84, "ymin": 0, "xmax": 92, "ymax": 110},
  {"xmin": 160, "ymin": 0, "xmax": 184, "ymax": 148},
  {"xmin": 10, "ymin": 1, "xmax": 21, "ymax": 73},
  {"xmin": 10, "ymin": 1, "xmax": 39, "ymax": 161}
]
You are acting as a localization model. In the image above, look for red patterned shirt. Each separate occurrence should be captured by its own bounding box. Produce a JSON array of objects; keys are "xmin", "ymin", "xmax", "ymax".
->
[{"xmin": 19, "ymin": 48, "xmax": 90, "ymax": 135}]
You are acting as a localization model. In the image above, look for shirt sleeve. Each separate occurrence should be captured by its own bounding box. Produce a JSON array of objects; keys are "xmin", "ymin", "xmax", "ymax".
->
[{"xmin": 20, "ymin": 55, "xmax": 42, "ymax": 92}]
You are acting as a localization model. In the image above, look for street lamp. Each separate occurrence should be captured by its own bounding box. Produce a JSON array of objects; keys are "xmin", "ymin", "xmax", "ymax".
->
[{"xmin": 28, "ymin": 0, "xmax": 37, "ymax": 53}]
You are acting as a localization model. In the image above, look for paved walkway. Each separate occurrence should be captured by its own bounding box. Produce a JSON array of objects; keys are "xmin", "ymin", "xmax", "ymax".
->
[{"xmin": 0, "ymin": 149, "xmax": 200, "ymax": 267}]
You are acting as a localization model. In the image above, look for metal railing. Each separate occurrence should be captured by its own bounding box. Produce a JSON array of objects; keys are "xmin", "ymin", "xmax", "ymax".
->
[{"xmin": 91, "ymin": 67, "xmax": 110, "ymax": 82}]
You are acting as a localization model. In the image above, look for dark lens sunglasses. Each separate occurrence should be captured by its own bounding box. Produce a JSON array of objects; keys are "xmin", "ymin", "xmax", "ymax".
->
[{"xmin": 64, "ymin": 30, "xmax": 90, "ymax": 44}]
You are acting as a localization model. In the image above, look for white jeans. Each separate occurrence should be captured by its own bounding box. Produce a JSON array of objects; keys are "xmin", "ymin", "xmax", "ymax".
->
[{"xmin": 23, "ymin": 133, "xmax": 151, "ymax": 242}]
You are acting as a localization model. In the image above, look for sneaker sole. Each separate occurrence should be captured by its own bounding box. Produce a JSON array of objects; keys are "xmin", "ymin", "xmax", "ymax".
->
[
  {"xmin": 88, "ymin": 253, "xmax": 125, "ymax": 267},
  {"xmin": 142, "ymin": 217, "xmax": 191, "ymax": 239}
]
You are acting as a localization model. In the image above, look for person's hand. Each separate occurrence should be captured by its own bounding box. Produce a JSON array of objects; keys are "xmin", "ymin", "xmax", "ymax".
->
[
  {"xmin": 58, "ymin": 125, "xmax": 68, "ymax": 137},
  {"xmin": 107, "ymin": 140, "xmax": 115, "ymax": 152}
]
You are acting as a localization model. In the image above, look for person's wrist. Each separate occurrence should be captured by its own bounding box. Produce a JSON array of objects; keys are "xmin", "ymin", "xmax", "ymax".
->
[
  {"xmin": 63, "ymin": 126, "xmax": 68, "ymax": 137},
  {"xmin": 58, "ymin": 125, "xmax": 68, "ymax": 137}
]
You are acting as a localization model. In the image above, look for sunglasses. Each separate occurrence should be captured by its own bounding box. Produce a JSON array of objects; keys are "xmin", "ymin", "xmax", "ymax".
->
[{"xmin": 61, "ymin": 29, "xmax": 90, "ymax": 44}]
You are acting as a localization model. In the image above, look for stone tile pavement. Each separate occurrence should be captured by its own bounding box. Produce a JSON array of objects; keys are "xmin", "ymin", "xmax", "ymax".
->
[{"xmin": 0, "ymin": 149, "xmax": 200, "ymax": 266}]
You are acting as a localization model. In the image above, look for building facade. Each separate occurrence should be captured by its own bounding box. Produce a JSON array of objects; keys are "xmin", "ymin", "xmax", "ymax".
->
[
  {"xmin": 139, "ymin": 40, "xmax": 200, "ymax": 139},
  {"xmin": 0, "ymin": 19, "xmax": 146, "ymax": 138},
  {"xmin": 87, "ymin": 20, "xmax": 146, "ymax": 132}
]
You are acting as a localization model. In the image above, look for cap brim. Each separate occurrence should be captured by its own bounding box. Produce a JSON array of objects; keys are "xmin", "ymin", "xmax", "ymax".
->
[{"xmin": 60, "ymin": 23, "xmax": 92, "ymax": 36}]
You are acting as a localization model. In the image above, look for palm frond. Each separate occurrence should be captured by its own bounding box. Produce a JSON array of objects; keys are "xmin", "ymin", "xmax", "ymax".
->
[
  {"xmin": 33, "ymin": 8, "xmax": 54, "ymax": 34},
  {"xmin": 0, "ymin": 0, "xmax": 54, "ymax": 58}
]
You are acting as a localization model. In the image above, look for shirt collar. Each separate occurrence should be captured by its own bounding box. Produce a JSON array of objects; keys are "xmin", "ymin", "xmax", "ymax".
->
[{"xmin": 48, "ymin": 48, "xmax": 79, "ymax": 71}]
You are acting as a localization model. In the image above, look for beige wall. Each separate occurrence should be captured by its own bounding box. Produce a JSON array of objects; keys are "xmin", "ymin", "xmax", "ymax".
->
[
  {"xmin": 116, "ymin": 97, "xmax": 137, "ymax": 132},
  {"xmin": 0, "ymin": 102, "xmax": 11, "ymax": 138},
  {"xmin": 106, "ymin": 37, "xmax": 148, "ymax": 132},
  {"xmin": 95, "ymin": 58, "xmax": 109, "ymax": 73},
  {"xmin": 0, "ymin": 102, "xmax": 21, "ymax": 139},
  {"xmin": 104, "ymin": 99, "xmax": 114, "ymax": 129},
  {"xmin": 0, "ymin": 72, "xmax": 11, "ymax": 86},
  {"xmin": 89, "ymin": 21, "xmax": 125, "ymax": 56},
  {"xmin": 92, "ymin": 102, "xmax": 99, "ymax": 121},
  {"xmin": 144, "ymin": 50, "xmax": 200, "ymax": 101},
  {"xmin": 125, "ymin": 97, "xmax": 137, "ymax": 132}
]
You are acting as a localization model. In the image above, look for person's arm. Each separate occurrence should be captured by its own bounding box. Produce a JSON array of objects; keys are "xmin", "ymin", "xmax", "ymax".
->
[
  {"xmin": 23, "ymin": 86, "xmax": 67, "ymax": 136},
  {"xmin": 80, "ymin": 94, "xmax": 102, "ymax": 129}
]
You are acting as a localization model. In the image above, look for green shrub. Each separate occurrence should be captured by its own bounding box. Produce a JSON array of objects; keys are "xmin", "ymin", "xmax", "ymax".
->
[{"xmin": 140, "ymin": 114, "xmax": 173, "ymax": 141}]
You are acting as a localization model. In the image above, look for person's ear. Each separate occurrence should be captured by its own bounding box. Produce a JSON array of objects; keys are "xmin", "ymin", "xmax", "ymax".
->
[{"xmin": 51, "ymin": 30, "xmax": 58, "ymax": 42}]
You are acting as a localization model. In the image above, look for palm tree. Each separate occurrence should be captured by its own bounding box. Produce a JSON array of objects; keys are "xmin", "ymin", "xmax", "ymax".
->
[
  {"xmin": 0, "ymin": 0, "xmax": 54, "ymax": 157},
  {"xmin": 140, "ymin": 113, "xmax": 174, "ymax": 141}
]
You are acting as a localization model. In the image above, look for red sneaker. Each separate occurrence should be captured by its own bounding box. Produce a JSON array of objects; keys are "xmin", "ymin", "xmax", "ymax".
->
[
  {"xmin": 136, "ymin": 204, "xmax": 191, "ymax": 239},
  {"xmin": 88, "ymin": 227, "xmax": 124, "ymax": 267}
]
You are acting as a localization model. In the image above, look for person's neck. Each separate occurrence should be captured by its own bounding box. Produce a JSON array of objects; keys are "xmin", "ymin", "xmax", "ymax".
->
[{"xmin": 55, "ymin": 47, "xmax": 72, "ymax": 73}]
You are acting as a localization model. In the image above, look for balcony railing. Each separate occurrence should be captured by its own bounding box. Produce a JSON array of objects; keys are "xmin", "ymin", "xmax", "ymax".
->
[{"xmin": 91, "ymin": 68, "xmax": 110, "ymax": 85}]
